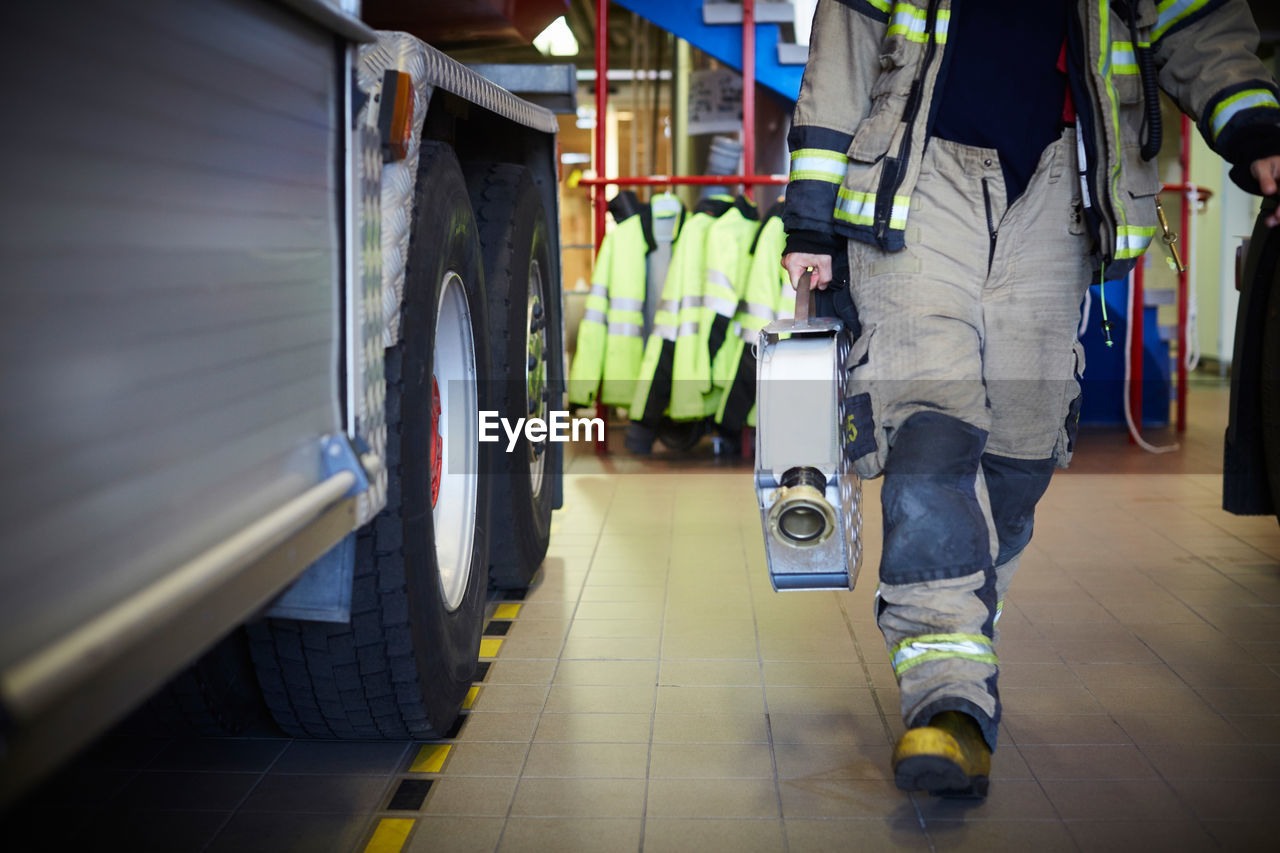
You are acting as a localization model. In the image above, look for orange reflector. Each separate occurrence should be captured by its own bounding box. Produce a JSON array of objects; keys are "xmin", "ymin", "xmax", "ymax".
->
[{"xmin": 378, "ymin": 70, "xmax": 414, "ymax": 162}]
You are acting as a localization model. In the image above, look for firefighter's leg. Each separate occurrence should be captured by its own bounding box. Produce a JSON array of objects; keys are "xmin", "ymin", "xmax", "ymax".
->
[
  {"xmin": 980, "ymin": 127, "xmax": 1092, "ymax": 643},
  {"xmin": 844, "ymin": 139, "xmax": 1007, "ymax": 762}
]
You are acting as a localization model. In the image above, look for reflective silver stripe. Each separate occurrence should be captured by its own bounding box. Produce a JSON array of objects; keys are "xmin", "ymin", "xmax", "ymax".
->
[
  {"xmin": 659, "ymin": 299, "xmax": 679, "ymax": 315},
  {"xmin": 1210, "ymin": 89, "xmax": 1280, "ymax": 139},
  {"xmin": 739, "ymin": 302, "xmax": 774, "ymax": 321},
  {"xmin": 736, "ymin": 324, "xmax": 760, "ymax": 345},
  {"xmin": 676, "ymin": 321, "xmax": 699, "ymax": 337},
  {"xmin": 610, "ymin": 297, "xmax": 645, "ymax": 312},
  {"xmin": 891, "ymin": 637, "xmax": 995, "ymax": 674},
  {"xmin": 589, "ymin": 283, "xmax": 608, "ymax": 299},
  {"xmin": 679, "ymin": 294, "xmax": 703, "ymax": 311},
  {"xmin": 706, "ymin": 269, "xmax": 734, "ymax": 293},
  {"xmin": 582, "ymin": 308, "xmax": 608, "ymax": 325},
  {"xmin": 654, "ymin": 323, "xmax": 678, "ymax": 342},
  {"xmin": 704, "ymin": 296, "xmax": 738, "ymax": 317},
  {"xmin": 607, "ymin": 321, "xmax": 643, "ymax": 337}
]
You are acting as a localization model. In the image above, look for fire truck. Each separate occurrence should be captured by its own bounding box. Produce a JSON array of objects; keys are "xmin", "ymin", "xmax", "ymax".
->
[{"xmin": 0, "ymin": 0, "xmax": 568, "ymax": 799}]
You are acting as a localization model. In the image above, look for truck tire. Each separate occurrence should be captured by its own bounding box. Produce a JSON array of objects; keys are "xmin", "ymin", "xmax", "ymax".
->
[
  {"xmin": 247, "ymin": 142, "xmax": 492, "ymax": 738},
  {"xmin": 465, "ymin": 163, "xmax": 553, "ymax": 588}
]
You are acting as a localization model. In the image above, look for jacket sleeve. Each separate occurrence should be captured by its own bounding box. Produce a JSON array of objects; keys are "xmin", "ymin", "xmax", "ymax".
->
[
  {"xmin": 566, "ymin": 230, "xmax": 613, "ymax": 407},
  {"xmin": 783, "ymin": 0, "xmax": 889, "ymax": 240},
  {"xmin": 1151, "ymin": 0, "xmax": 1280, "ymax": 193}
]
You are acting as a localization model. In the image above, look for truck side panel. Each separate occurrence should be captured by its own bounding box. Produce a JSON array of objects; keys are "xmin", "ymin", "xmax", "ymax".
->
[{"xmin": 0, "ymin": 0, "xmax": 347, "ymax": 676}]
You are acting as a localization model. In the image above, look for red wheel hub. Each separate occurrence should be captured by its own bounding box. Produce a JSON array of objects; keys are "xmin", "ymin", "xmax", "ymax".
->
[{"xmin": 430, "ymin": 375, "xmax": 443, "ymax": 508}]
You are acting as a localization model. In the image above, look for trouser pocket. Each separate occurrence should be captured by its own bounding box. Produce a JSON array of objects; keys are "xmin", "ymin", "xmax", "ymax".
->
[
  {"xmin": 1053, "ymin": 340, "xmax": 1086, "ymax": 468},
  {"xmin": 842, "ymin": 324, "xmax": 888, "ymax": 479}
]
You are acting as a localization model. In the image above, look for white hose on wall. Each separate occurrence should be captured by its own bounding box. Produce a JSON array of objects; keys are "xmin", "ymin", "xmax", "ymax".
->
[
  {"xmin": 1184, "ymin": 185, "xmax": 1202, "ymax": 372},
  {"xmin": 1123, "ymin": 267, "xmax": 1179, "ymax": 454}
]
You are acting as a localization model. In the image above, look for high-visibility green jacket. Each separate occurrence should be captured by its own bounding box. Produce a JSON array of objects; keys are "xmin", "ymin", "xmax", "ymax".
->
[
  {"xmin": 717, "ymin": 205, "xmax": 792, "ymax": 430},
  {"xmin": 568, "ymin": 197, "xmax": 684, "ymax": 408},
  {"xmin": 786, "ymin": 0, "xmax": 1280, "ymax": 279},
  {"xmin": 701, "ymin": 198, "xmax": 762, "ymax": 415},
  {"xmin": 630, "ymin": 196, "xmax": 734, "ymax": 424}
]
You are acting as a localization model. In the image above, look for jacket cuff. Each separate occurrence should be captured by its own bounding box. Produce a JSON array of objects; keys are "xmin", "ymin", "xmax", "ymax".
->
[
  {"xmin": 784, "ymin": 229, "xmax": 842, "ymax": 257},
  {"xmin": 1225, "ymin": 123, "xmax": 1280, "ymax": 195}
]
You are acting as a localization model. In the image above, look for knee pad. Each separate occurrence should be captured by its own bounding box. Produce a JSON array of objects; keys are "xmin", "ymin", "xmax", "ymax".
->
[
  {"xmin": 880, "ymin": 412, "xmax": 990, "ymax": 585},
  {"xmin": 980, "ymin": 454, "xmax": 1054, "ymax": 566}
]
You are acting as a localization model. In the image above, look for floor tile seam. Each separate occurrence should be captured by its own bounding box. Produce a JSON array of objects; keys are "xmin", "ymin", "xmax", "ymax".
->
[
  {"xmin": 739, "ymin": 526, "xmax": 789, "ymax": 853},
  {"xmin": 1113, "ymin": 624, "xmax": 1261, "ymax": 723},
  {"xmin": 1125, "ymin": 738, "xmax": 1221, "ymax": 839},
  {"xmin": 201, "ymin": 733, "xmax": 294, "ymax": 853},
  {"xmin": 829, "ymin": 584, "xmax": 931, "ymax": 845},
  {"xmin": 492, "ymin": 499, "xmax": 609, "ymax": 853},
  {"xmin": 636, "ymin": 502, "xmax": 676, "ymax": 853}
]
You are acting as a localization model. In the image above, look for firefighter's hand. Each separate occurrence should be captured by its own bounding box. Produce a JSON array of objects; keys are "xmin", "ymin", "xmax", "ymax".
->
[
  {"xmin": 1251, "ymin": 156, "xmax": 1280, "ymax": 227},
  {"xmin": 782, "ymin": 253, "xmax": 833, "ymax": 290}
]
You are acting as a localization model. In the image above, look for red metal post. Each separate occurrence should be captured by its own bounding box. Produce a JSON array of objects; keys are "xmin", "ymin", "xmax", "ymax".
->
[
  {"xmin": 1129, "ymin": 261, "xmax": 1145, "ymax": 442},
  {"xmin": 593, "ymin": 0, "xmax": 609, "ymax": 254},
  {"xmin": 578, "ymin": 174, "xmax": 788, "ymax": 187},
  {"xmin": 593, "ymin": 0, "xmax": 609, "ymax": 454},
  {"xmin": 741, "ymin": 0, "xmax": 756, "ymax": 199},
  {"xmin": 1176, "ymin": 114, "xmax": 1192, "ymax": 433}
]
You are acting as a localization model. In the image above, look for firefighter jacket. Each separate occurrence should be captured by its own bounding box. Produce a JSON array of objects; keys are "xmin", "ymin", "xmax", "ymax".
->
[
  {"xmin": 630, "ymin": 196, "xmax": 736, "ymax": 424},
  {"xmin": 785, "ymin": 0, "xmax": 1280, "ymax": 279},
  {"xmin": 568, "ymin": 195, "xmax": 684, "ymax": 408},
  {"xmin": 716, "ymin": 203, "xmax": 792, "ymax": 430}
]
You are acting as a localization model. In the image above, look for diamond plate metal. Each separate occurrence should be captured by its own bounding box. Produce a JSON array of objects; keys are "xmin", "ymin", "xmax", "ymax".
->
[{"xmin": 359, "ymin": 31, "xmax": 557, "ymax": 348}]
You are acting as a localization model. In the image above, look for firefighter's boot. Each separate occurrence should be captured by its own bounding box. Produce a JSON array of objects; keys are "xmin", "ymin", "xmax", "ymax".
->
[{"xmin": 891, "ymin": 711, "xmax": 991, "ymax": 799}]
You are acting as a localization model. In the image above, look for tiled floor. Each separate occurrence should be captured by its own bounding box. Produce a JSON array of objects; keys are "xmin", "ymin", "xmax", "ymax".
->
[{"xmin": 5, "ymin": 379, "xmax": 1280, "ymax": 852}]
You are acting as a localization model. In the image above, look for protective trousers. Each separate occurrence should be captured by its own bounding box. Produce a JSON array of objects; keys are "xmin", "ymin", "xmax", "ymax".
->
[{"xmin": 843, "ymin": 131, "xmax": 1090, "ymax": 749}]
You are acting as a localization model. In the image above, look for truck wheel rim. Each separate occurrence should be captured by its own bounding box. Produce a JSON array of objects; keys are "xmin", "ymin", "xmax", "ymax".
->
[
  {"xmin": 526, "ymin": 259, "xmax": 548, "ymax": 498},
  {"xmin": 433, "ymin": 270, "xmax": 478, "ymax": 612}
]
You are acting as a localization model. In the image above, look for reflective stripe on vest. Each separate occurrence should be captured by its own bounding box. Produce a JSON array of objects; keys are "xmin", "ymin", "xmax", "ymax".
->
[
  {"xmin": 1153, "ymin": 0, "xmax": 1216, "ymax": 43},
  {"xmin": 835, "ymin": 188, "xmax": 910, "ymax": 230},
  {"xmin": 1116, "ymin": 225, "xmax": 1156, "ymax": 259},
  {"xmin": 582, "ymin": 307, "xmax": 608, "ymax": 325},
  {"xmin": 607, "ymin": 321, "xmax": 643, "ymax": 337},
  {"xmin": 890, "ymin": 633, "xmax": 997, "ymax": 676},
  {"xmin": 610, "ymin": 296, "xmax": 645, "ymax": 312},
  {"xmin": 887, "ymin": 4, "xmax": 949, "ymax": 45}
]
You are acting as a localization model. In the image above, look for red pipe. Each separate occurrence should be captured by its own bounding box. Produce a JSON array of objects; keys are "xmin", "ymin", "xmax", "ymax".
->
[
  {"xmin": 593, "ymin": 0, "xmax": 609, "ymax": 454},
  {"xmin": 579, "ymin": 174, "xmax": 788, "ymax": 187},
  {"xmin": 593, "ymin": 0, "xmax": 609, "ymax": 256},
  {"xmin": 742, "ymin": 0, "xmax": 756, "ymax": 199},
  {"xmin": 1176, "ymin": 114, "xmax": 1192, "ymax": 433},
  {"xmin": 1129, "ymin": 259, "xmax": 1145, "ymax": 443}
]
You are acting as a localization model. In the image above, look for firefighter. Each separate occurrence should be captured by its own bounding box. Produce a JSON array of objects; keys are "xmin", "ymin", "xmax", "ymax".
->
[{"xmin": 782, "ymin": 0, "xmax": 1280, "ymax": 798}]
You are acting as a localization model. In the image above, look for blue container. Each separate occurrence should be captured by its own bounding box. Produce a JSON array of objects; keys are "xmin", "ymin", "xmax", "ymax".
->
[{"xmin": 1078, "ymin": 280, "xmax": 1171, "ymax": 427}]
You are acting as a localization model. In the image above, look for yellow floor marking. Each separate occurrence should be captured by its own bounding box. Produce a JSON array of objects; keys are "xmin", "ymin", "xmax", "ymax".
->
[
  {"xmin": 479, "ymin": 637, "xmax": 503, "ymax": 658},
  {"xmin": 462, "ymin": 685, "xmax": 480, "ymax": 710},
  {"xmin": 364, "ymin": 818, "xmax": 414, "ymax": 853},
  {"xmin": 493, "ymin": 603, "xmax": 522, "ymax": 619},
  {"xmin": 410, "ymin": 744, "xmax": 451, "ymax": 773}
]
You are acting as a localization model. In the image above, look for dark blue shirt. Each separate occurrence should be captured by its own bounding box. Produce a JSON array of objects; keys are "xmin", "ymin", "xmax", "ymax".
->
[{"xmin": 931, "ymin": 0, "xmax": 1071, "ymax": 202}]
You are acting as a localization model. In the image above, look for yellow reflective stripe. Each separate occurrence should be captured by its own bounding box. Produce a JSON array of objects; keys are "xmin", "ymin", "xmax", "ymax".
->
[
  {"xmin": 890, "ymin": 633, "xmax": 997, "ymax": 676},
  {"xmin": 895, "ymin": 649, "xmax": 999, "ymax": 675},
  {"xmin": 790, "ymin": 149, "xmax": 849, "ymax": 185},
  {"xmin": 993, "ymin": 600, "xmax": 1005, "ymax": 625},
  {"xmin": 1154, "ymin": 0, "xmax": 1215, "ymax": 42},
  {"xmin": 1098, "ymin": 0, "xmax": 1132, "ymax": 264},
  {"xmin": 834, "ymin": 188, "xmax": 910, "ymax": 230},
  {"xmin": 1115, "ymin": 225, "xmax": 1157, "ymax": 259},
  {"xmin": 1110, "ymin": 41, "xmax": 1139, "ymax": 75},
  {"xmin": 867, "ymin": 0, "xmax": 890, "ymax": 12},
  {"xmin": 1210, "ymin": 89, "xmax": 1280, "ymax": 140},
  {"xmin": 887, "ymin": 4, "xmax": 948, "ymax": 44}
]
